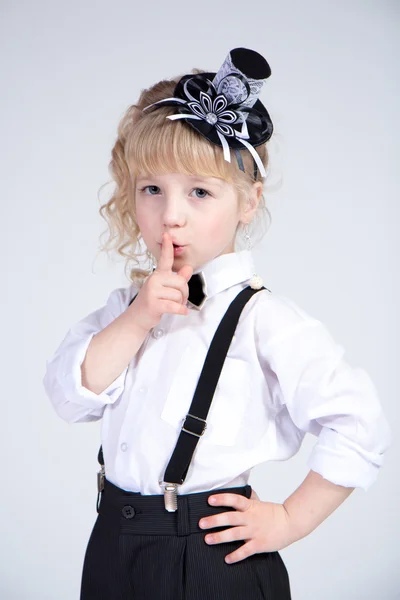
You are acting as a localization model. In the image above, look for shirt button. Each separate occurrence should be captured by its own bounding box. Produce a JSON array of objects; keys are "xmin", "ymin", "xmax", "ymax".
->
[
  {"xmin": 139, "ymin": 387, "xmax": 146, "ymax": 394},
  {"xmin": 120, "ymin": 442, "xmax": 128, "ymax": 452},
  {"xmin": 152, "ymin": 328, "xmax": 164, "ymax": 339}
]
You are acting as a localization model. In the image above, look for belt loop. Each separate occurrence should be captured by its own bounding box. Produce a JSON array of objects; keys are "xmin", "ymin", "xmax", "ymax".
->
[{"xmin": 176, "ymin": 496, "xmax": 190, "ymax": 536}]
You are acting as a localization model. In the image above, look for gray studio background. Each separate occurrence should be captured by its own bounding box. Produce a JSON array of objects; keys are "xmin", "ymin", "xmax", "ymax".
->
[{"xmin": 1, "ymin": 1, "xmax": 398, "ymax": 598}]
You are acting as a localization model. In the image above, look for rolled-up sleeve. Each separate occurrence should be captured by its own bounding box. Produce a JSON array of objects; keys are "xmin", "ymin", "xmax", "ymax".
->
[
  {"xmin": 257, "ymin": 295, "xmax": 392, "ymax": 491},
  {"xmin": 43, "ymin": 285, "xmax": 135, "ymax": 423}
]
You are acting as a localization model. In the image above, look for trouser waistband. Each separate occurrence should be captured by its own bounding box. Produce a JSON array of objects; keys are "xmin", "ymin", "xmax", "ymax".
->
[{"xmin": 97, "ymin": 478, "xmax": 252, "ymax": 537}]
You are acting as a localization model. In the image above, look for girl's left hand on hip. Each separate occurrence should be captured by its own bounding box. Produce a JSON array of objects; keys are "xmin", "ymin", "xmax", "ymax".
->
[{"xmin": 198, "ymin": 489, "xmax": 299, "ymax": 564}]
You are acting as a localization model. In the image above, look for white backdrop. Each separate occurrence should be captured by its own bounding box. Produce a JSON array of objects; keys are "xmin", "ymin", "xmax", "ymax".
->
[{"xmin": 1, "ymin": 0, "xmax": 398, "ymax": 598}]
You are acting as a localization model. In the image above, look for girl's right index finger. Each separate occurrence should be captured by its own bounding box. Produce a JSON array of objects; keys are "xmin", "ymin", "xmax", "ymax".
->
[{"xmin": 157, "ymin": 232, "xmax": 174, "ymax": 272}]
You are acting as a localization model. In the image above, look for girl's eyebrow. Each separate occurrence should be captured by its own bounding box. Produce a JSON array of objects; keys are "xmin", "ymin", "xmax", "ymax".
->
[
  {"xmin": 136, "ymin": 175, "xmax": 224, "ymax": 188},
  {"xmin": 190, "ymin": 177, "xmax": 224, "ymax": 188}
]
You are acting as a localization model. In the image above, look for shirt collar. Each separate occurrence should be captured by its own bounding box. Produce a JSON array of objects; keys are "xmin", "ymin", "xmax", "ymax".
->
[{"xmin": 193, "ymin": 249, "xmax": 256, "ymax": 302}]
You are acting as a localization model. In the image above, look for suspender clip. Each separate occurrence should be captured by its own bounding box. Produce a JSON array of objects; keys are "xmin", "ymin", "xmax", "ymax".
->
[
  {"xmin": 161, "ymin": 482, "xmax": 180, "ymax": 512},
  {"xmin": 97, "ymin": 464, "xmax": 105, "ymax": 493},
  {"xmin": 96, "ymin": 465, "xmax": 105, "ymax": 514}
]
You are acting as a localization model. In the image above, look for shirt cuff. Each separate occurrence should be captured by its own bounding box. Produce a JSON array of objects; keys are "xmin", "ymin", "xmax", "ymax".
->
[
  {"xmin": 57, "ymin": 332, "xmax": 128, "ymax": 410},
  {"xmin": 307, "ymin": 424, "xmax": 391, "ymax": 491}
]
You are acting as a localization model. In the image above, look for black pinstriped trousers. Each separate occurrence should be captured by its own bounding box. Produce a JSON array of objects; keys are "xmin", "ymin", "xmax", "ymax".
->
[{"xmin": 80, "ymin": 478, "xmax": 292, "ymax": 599}]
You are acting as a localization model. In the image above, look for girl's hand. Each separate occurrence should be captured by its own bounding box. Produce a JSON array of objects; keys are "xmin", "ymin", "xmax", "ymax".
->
[
  {"xmin": 199, "ymin": 489, "xmax": 301, "ymax": 564},
  {"xmin": 128, "ymin": 232, "xmax": 193, "ymax": 333}
]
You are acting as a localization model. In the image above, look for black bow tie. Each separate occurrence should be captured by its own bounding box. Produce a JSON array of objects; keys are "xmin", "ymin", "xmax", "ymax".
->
[{"xmin": 188, "ymin": 272, "xmax": 207, "ymax": 308}]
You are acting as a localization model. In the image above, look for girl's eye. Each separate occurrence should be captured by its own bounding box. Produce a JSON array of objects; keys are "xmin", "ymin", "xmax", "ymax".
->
[
  {"xmin": 139, "ymin": 185, "xmax": 160, "ymax": 195},
  {"xmin": 137, "ymin": 186, "xmax": 211, "ymax": 199},
  {"xmin": 192, "ymin": 188, "xmax": 210, "ymax": 199}
]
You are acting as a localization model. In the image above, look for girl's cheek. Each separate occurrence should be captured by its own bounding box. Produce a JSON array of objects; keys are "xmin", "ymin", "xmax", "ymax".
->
[
  {"xmin": 136, "ymin": 208, "xmax": 153, "ymax": 231},
  {"xmin": 207, "ymin": 215, "xmax": 235, "ymax": 238}
]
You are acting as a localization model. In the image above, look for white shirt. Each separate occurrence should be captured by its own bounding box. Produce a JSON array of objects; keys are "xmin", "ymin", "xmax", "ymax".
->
[{"xmin": 43, "ymin": 250, "xmax": 392, "ymax": 495}]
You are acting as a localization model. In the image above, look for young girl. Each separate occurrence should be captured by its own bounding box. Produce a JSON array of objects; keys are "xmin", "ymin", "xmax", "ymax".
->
[{"xmin": 43, "ymin": 48, "xmax": 391, "ymax": 600}]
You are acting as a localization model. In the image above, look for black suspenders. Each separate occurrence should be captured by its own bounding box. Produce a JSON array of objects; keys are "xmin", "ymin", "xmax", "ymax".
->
[{"xmin": 97, "ymin": 285, "xmax": 267, "ymax": 513}]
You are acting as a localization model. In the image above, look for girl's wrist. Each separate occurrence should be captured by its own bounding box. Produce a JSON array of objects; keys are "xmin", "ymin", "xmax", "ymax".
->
[{"xmin": 120, "ymin": 305, "xmax": 152, "ymax": 337}]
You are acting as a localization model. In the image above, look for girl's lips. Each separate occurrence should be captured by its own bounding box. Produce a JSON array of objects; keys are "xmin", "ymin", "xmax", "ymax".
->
[
  {"xmin": 158, "ymin": 243, "xmax": 187, "ymax": 256},
  {"xmin": 173, "ymin": 245, "xmax": 186, "ymax": 255}
]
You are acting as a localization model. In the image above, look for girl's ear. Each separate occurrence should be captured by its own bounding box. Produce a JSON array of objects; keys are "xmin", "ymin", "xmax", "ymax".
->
[
  {"xmin": 240, "ymin": 181, "xmax": 263, "ymax": 222},
  {"xmin": 252, "ymin": 181, "xmax": 264, "ymax": 206}
]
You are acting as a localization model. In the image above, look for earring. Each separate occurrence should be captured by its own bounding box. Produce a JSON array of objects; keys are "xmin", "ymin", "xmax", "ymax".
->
[
  {"xmin": 243, "ymin": 223, "xmax": 263, "ymax": 290},
  {"xmin": 243, "ymin": 223, "xmax": 252, "ymax": 251}
]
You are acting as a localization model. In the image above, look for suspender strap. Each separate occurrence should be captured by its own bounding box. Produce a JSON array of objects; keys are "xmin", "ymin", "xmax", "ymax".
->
[
  {"xmin": 162, "ymin": 286, "xmax": 265, "ymax": 494},
  {"xmin": 98, "ymin": 445, "xmax": 104, "ymax": 467}
]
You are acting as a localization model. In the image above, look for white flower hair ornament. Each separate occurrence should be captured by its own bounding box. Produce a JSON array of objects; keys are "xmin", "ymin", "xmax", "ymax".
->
[{"xmin": 142, "ymin": 47, "xmax": 274, "ymax": 180}]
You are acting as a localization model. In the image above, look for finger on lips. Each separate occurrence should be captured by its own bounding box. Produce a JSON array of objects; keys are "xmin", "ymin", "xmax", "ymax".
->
[
  {"xmin": 157, "ymin": 233, "xmax": 190, "ymax": 305},
  {"xmin": 158, "ymin": 232, "xmax": 174, "ymax": 272}
]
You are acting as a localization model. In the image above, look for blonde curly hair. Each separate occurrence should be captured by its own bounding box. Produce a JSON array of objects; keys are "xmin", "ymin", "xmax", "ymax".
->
[{"xmin": 97, "ymin": 69, "xmax": 274, "ymax": 287}]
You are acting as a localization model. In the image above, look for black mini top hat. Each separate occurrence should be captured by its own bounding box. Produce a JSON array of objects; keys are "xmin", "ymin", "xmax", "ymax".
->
[{"xmin": 142, "ymin": 47, "xmax": 274, "ymax": 179}]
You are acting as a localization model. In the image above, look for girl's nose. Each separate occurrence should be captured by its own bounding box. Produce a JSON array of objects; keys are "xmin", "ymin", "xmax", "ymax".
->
[{"xmin": 162, "ymin": 197, "xmax": 186, "ymax": 227}]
